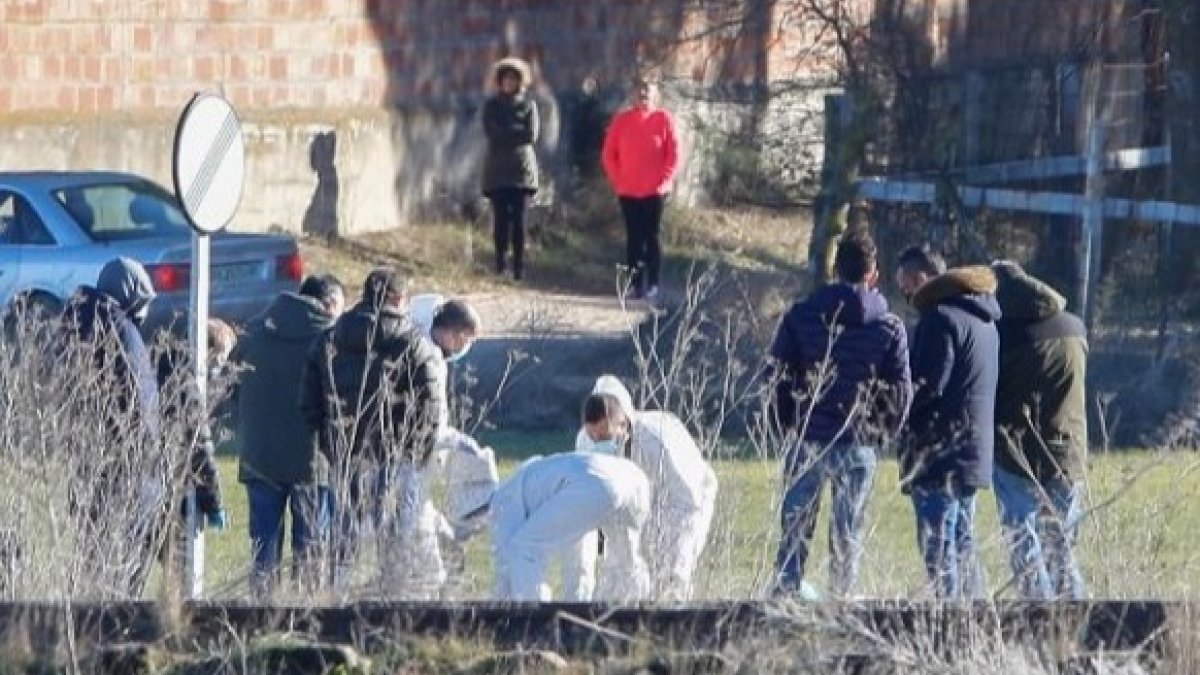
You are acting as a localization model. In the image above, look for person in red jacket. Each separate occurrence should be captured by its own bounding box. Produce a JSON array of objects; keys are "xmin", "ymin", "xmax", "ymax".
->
[{"xmin": 601, "ymin": 71, "xmax": 680, "ymax": 301}]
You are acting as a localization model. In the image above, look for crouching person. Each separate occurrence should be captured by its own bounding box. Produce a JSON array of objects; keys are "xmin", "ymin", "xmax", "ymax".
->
[
  {"xmin": 400, "ymin": 431, "xmax": 500, "ymax": 599},
  {"xmin": 571, "ymin": 378, "xmax": 718, "ymax": 601},
  {"xmin": 491, "ymin": 451, "xmax": 651, "ymax": 602}
]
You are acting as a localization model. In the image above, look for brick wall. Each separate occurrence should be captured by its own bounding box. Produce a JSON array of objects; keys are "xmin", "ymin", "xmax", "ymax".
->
[
  {"xmin": 0, "ymin": 0, "xmax": 384, "ymax": 115},
  {"xmin": 1, "ymin": 0, "xmax": 844, "ymax": 231},
  {"xmin": 0, "ymin": 0, "xmax": 838, "ymax": 117}
]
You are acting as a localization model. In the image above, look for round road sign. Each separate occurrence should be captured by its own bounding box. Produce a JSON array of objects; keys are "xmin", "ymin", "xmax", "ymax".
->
[{"xmin": 172, "ymin": 92, "xmax": 246, "ymax": 234}]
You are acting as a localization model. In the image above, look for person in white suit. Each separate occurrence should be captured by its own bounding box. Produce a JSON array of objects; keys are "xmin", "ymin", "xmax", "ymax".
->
[
  {"xmin": 569, "ymin": 375, "xmax": 719, "ymax": 601},
  {"xmin": 491, "ymin": 427, "xmax": 652, "ymax": 602},
  {"xmin": 387, "ymin": 293, "xmax": 491, "ymax": 598}
]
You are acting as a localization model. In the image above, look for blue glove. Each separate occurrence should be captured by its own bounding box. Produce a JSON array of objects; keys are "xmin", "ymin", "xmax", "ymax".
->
[{"xmin": 206, "ymin": 510, "xmax": 229, "ymax": 533}]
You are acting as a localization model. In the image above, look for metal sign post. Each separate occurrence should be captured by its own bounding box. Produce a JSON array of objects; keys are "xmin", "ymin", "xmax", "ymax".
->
[{"xmin": 171, "ymin": 92, "xmax": 246, "ymax": 600}]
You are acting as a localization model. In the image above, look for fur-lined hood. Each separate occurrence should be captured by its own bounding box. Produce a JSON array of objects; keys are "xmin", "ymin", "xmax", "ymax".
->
[
  {"xmin": 912, "ymin": 265, "xmax": 1001, "ymax": 321},
  {"xmin": 491, "ymin": 57, "xmax": 532, "ymax": 88},
  {"xmin": 991, "ymin": 260, "xmax": 1067, "ymax": 322}
]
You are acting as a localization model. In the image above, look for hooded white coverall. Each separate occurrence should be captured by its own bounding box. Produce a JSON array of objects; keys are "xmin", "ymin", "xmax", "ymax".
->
[
  {"xmin": 491, "ymin": 453, "xmax": 651, "ymax": 602},
  {"xmin": 388, "ymin": 432, "xmax": 499, "ymax": 598},
  {"xmin": 568, "ymin": 376, "xmax": 719, "ymax": 601}
]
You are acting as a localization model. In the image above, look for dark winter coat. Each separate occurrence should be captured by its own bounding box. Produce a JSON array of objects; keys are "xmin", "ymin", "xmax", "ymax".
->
[
  {"xmin": 481, "ymin": 93, "xmax": 540, "ymax": 195},
  {"xmin": 155, "ymin": 342, "xmax": 224, "ymax": 517},
  {"xmin": 901, "ymin": 266, "xmax": 1001, "ymax": 492},
  {"xmin": 299, "ymin": 301, "xmax": 446, "ymax": 468},
  {"xmin": 232, "ymin": 292, "xmax": 336, "ymax": 486},
  {"xmin": 992, "ymin": 262, "xmax": 1088, "ymax": 482},
  {"xmin": 59, "ymin": 258, "xmax": 159, "ymax": 440},
  {"xmin": 769, "ymin": 283, "xmax": 912, "ymax": 449}
]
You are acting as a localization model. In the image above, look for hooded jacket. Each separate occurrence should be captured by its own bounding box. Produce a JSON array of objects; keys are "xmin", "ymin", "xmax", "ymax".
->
[
  {"xmin": 482, "ymin": 58, "xmax": 540, "ymax": 195},
  {"xmin": 901, "ymin": 266, "xmax": 1001, "ymax": 491},
  {"xmin": 299, "ymin": 300, "xmax": 446, "ymax": 467},
  {"xmin": 60, "ymin": 257, "xmax": 159, "ymax": 439},
  {"xmin": 233, "ymin": 292, "xmax": 337, "ymax": 485},
  {"xmin": 769, "ymin": 283, "xmax": 912, "ymax": 449},
  {"xmin": 992, "ymin": 262, "xmax": 1088, "ymax": 482}
]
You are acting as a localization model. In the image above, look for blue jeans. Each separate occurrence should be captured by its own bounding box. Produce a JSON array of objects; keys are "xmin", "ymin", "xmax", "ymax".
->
[
  {"xmin": 993, "ymin": 466, "xmax": 1084, "ymax": 600},
  {"xmin": 776, "ymin": 444, "xmax": 877, "ymax": 598},
  {"xmin": 245, "ymin": 479, "xmax": 331, "ymax": 598},
  {"xmin": 912, "ymin": 484, "xmax": 986, "ymax": 599}
]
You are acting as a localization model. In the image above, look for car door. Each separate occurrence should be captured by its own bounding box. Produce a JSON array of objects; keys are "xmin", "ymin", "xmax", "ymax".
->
[{"xmin": 0, "ymin": 189, "xmax": 64, "ymax": 313}]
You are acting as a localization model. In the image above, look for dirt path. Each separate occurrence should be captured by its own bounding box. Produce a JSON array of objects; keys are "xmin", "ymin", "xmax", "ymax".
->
[{"xmin": 463, "ymin": 289, "xmax": 652, "ymax": 337}]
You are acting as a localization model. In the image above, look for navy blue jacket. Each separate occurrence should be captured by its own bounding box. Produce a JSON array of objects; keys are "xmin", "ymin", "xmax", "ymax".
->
[
  {"xmin": 900, "ymin": 266, "xmax": 1001, "ymax": 492},
  {"xmin": 769, "ymin": 283, "xmax": 912, "ymax": 448},
  {"xmin": 60, "ymin": 259, "xmax": 159, "ymax": 439}
]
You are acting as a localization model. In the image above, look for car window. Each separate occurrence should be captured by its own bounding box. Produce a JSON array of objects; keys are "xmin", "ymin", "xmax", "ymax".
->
[
  {"xmin": 53, "ymin": 180, "xmax": 190, "ymax": 242},
  {"xmin": 0, "ymin": 190, "xmax": 57, "ymax": 246}
]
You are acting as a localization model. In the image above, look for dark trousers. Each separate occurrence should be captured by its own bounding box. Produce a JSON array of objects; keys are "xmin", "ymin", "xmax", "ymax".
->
[
  {"xmin": 488, "ymin": 188, "xmax": 527, "ymax": 279},
  {"xmin": 246, "ymin": 479, "xmax": 331, "ymax": 598},
  {"xmin": 619, "ymin": 195, "xmax": 664, "ymax": 293}
]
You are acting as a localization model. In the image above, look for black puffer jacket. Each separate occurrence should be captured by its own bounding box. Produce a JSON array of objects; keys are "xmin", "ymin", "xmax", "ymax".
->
[
  {"xmin": 992, "ymin": 262, "xmax": 1088, "ymax": 482},
  {"xmin": 299, "ymin": 302, "xmax": 446, "ymax": 467},
  {"xmin": 233, "ymin": 292, "xmax": 336, "ymax": 485},
  {"xmin": 901, "ymin": 266, "xmax": 1001, "ymax": 492},
  {"xmin": 769, "ymin": 282, "xmax": 912, "ymax": 447}
]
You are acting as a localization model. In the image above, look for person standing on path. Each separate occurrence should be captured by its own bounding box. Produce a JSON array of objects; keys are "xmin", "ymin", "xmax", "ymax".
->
[
  {"xmin": 482, "ymin": 56, "xmax": 540, "ymax": 281},
  {"xmin": 602, "ymin": 70, "xmax": 681, "ymax": 301}
]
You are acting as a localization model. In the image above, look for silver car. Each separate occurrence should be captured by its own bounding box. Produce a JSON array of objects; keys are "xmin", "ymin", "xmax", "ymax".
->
[{"xmin": 0, "ymin": 171, "xmax": 301, "ymax": 334}]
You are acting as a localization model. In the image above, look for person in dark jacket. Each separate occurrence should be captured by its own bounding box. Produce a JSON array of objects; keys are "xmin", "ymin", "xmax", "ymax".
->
[
  {"xmin": 58, "ymin": 257, "xmax": 160, "ymax": 595},
  {"xmin": 482, "ymin": 56, "xmax": 539, "ymax": 281},
  {"xmin": 898, "ymin": 255, "xmax": 1001, "ymax": 599},
  {"xmin": 299, "ymin": 267, "xmax": 447, "ymax": 594},
  {"xmin": 991, "ymin": 261, "xmax": 1087, "ymax": 600},
  {"xmin": 60, "ymin": 257, "xmax": 160, "ymax": 440},
  {"xmin": 151, "ymin": 318, "xmax": 233, "ymax": 595},
  {"xmin": 768, "ymin": 229, "xmax": 912, "ymax": 598},
  {"xmin": 232, "ymin": 274, "xmax": 344, "ymax": 598}
]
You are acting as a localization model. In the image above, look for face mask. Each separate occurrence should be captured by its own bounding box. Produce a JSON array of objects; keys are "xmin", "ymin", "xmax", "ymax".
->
[
  {"xmin": 445, "ymin": 342, "xmax": 472, "ymax": 363},
  {"xmin": 591, "ymin": 438, "xmax": 621, "ymax": 455}
]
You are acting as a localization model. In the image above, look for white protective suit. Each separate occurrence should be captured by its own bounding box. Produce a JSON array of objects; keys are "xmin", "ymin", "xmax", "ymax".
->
[
  {"xmin": 567, "ymin": 376, "xmax": 719, "ymax": 601},
  {"xmin": 386, "ymin": 434, "xmax": 499, "ymax": 599},
  {"xmin": 491, "ymin": 453, "xmax": 652, "ymax": 602},
  {"xmin": 389, "ymin": 293, "xmax": 496, "ymax": 598}
]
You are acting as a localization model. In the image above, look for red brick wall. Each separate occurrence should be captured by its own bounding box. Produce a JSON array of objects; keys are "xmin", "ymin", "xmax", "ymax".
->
[
  {"xmin": 0, "ymin": 0, "xmax": 839, "ymax": 118},
  {"xmin": 0, "ymin": 0, "xmax": 387, "ymax": 115}
]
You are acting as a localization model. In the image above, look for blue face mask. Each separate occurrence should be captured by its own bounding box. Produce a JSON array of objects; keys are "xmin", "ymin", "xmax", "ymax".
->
[
  {"xmin": 445, "ymin": 342, "xmax": 472, "ymax": 364},
  {"xmin": 591, "ymin": 438, "xmax": 621, "ymax": 455}
]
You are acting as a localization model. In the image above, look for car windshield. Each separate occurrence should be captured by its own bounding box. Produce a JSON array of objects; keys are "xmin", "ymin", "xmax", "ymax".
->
[{"xmin": 53, "ymin": 180, "xmax": 191, "ymax": 242}]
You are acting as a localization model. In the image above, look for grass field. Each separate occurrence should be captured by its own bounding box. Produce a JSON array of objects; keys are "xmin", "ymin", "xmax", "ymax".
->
[{"xmin": 201, "ymin": 440, "xmax": 1200, "ymax": 601}]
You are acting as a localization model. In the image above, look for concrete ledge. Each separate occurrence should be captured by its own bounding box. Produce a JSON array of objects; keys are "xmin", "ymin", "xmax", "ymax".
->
[{"xmin": 0, "ymin": 600, "xmax": 1179, "ymax": 656}]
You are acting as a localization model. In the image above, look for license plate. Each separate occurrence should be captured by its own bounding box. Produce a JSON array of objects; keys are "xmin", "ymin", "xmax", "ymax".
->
[{"xmin": 212, "ymin": 262, "xmax": 264, "ymax": 286}]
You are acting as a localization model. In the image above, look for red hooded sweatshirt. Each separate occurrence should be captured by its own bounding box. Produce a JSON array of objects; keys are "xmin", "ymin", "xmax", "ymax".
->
[{"xmin": 601, "ymin": 105, "xmax": 680, "ymax": 198}]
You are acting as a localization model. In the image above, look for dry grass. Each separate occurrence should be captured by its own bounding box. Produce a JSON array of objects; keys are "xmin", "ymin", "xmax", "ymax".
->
[{"xmin": 298, "ymin": 204, "xmax": 813, "ymax": 304}]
